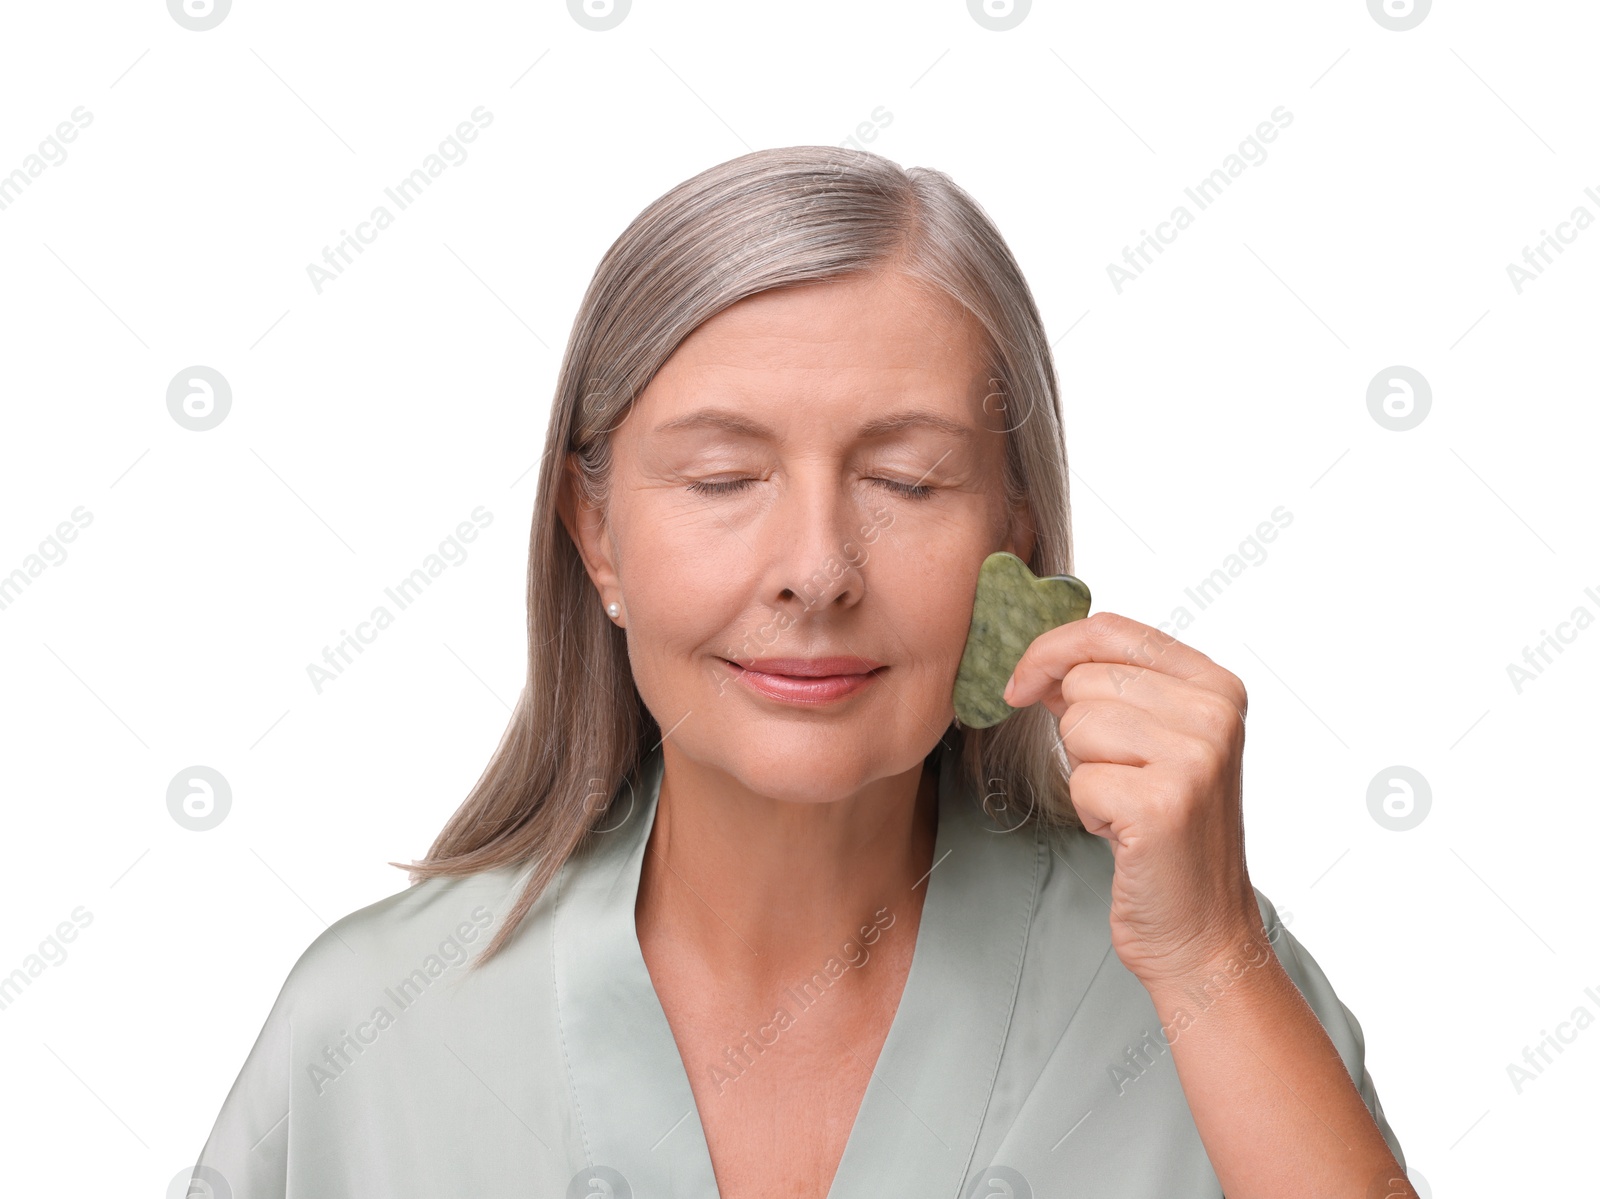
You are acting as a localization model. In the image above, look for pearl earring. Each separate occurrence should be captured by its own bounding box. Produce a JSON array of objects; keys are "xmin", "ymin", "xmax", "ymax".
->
[{"xmin": 606, "ymin": 601, "xmax": 621, "ymax": 620}]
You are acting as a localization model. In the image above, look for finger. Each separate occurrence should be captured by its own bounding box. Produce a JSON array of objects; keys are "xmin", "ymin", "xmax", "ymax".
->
[
  {"xmin": 1006, "ymin": 611, "xmax": 1244, "ymax": 714},
  {"xmin": 1057, "ymin": 760, "xmax": 1142, "ymax": 841},
  {"xmin": 1060, "ymin": 663, "xmax": 1246, "ymax": 749},
  {"xmin": 1058, "ymin": 700, "xmax": 1164, "ymax": 769},
  {"xmin": 1033, "ymin": 663, "xmax": 1193, "ymax": 726}
]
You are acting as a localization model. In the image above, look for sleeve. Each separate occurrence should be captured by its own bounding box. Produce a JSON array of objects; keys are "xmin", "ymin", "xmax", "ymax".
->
[
  {"xmin": 1255, "ymin": 888, "xmax": 1407, "ymax": 1171},
  {"xmin": 184, "ymin": 970, "xmax": 295, "ymax": 1198}
]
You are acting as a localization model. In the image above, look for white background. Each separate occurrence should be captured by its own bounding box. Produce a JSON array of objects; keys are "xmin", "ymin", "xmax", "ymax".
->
[{"xmin": 1, "ymin": 1, "xmax": 1593, "ymax": 1195}]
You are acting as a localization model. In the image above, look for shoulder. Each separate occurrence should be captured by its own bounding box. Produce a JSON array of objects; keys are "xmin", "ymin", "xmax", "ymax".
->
[
  {"xmin": 1031, "ymin": 821, "xmax": 1341, "ymax": 1022},
  {"xmin": 269, "ymin": 863, "xmax": 535, "ymax": 1021},
  {"xmin": 1028, "ymin": 826, "xmax": 1406, "ymax": 1166},
  {"xmin": 191, "ymin": 864, "xmax": 542, "ymax": 1194},
  {"xmin": 1033, "ymin": 825, "xmax": 1369, "ymax": 1040}
]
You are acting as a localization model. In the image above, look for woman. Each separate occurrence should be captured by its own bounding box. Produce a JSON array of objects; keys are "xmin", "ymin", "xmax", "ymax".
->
[{"xmin": 191, "ymin": 146, "xmax": 1411, "ymax": 1198}]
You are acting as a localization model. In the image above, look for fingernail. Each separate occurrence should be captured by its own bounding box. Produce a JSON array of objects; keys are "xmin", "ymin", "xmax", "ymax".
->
[{"xmin": 1002, "ymin": 675, "xmax": 1016, "ymax": 704}]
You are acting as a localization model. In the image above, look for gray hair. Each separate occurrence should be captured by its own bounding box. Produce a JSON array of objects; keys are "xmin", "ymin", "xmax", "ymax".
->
[{"xmin": 406, "ymin": 145, "xmax": 1081, "ymax": 969}]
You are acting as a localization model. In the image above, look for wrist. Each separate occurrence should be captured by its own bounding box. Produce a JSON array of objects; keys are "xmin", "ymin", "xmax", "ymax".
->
[{"xmin": 1135, "ymin": 922, "xmax": 1284, "ymax": 1006}]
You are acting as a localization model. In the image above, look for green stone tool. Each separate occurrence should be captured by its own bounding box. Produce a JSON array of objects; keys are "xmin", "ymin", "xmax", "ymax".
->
[{"xmin": 952, "ymin": 551, "xmax": 1092, "ymax": 729}]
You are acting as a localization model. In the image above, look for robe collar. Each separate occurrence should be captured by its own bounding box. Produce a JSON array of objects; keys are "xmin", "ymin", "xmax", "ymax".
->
[{"xmin": 551, "ymin": 739, "xmax": 1044, "ymax": 1197}]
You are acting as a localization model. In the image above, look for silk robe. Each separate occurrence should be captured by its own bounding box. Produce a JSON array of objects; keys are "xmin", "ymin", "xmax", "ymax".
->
[{"xmin": 192, "ymin": 741, "xmax": 1405, "ymax": 1197}]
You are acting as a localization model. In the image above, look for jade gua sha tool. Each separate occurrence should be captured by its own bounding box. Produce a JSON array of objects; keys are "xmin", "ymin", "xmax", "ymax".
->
[{"xmin": 952, "ymin": 551, "xmax": 1092, "ymax": 729}]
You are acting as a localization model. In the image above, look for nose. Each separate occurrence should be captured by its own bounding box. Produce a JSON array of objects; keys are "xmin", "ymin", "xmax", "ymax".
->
[{"xmin": 767, "ymin": 467, "xmax": 870, "ymax": 616}]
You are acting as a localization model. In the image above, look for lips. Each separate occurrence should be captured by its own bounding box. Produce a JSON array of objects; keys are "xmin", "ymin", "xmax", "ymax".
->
[
  {"xmin": 732, "ymin": 657, "xmax": 884, "ymax": 678},
  {"xmin": 720, "ymin": 656, "xmax": 886, "ymax": 704}
]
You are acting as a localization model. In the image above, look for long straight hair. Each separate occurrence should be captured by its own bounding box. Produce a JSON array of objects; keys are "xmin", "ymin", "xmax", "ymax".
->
[{"xmin": 405, "ymin": 145, "xmax": 1081, "ymax": 969}]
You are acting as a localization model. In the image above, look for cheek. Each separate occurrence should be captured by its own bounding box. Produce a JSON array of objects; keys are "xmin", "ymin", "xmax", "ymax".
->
[
  {"xmin": 871, "ymin": 541, "xmax": 986, "ymax": 671},
  {"xmin": 620, "ymin": 518, "xmax": 757, "ymax": 667},
  {"xmin": 923, "ymin": 590, "xmax": 981, "ymax": 675}
]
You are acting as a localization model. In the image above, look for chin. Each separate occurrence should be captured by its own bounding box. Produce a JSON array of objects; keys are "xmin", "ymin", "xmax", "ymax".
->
[{"xmin": 694, "ymin": 726, "xmax": 930, "ymax": 803}]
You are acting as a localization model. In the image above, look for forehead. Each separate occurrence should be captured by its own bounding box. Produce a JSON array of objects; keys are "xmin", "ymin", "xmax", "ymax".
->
[{"xmin": 633, "ymin": 270, "xmax": 993, "ymax": 428}]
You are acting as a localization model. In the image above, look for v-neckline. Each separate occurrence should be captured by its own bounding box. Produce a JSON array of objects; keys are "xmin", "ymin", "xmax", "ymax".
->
[{"xmin": 551, "ymin": 741, "xmax": 1043, "ymax": 1198}]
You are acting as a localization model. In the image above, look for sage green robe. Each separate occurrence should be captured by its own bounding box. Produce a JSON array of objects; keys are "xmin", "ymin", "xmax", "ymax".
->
[{"xmin": 192, "ymin": 741, "xmax": 1405, "ymax": 1196}]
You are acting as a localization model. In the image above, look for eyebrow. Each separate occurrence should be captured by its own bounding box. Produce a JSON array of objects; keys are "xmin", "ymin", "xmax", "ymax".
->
[{"xmin": 651, "ymin": 407, "xmax": 976, "ymax": 441}]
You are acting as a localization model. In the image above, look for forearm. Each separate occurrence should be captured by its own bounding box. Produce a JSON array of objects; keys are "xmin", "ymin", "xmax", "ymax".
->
[{"xmin": 1139, "ymin": 933, "xmax": 1412, "ymax": 1199}]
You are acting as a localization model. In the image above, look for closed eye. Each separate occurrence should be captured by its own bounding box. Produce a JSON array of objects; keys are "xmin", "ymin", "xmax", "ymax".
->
[
  {"xmin": 875, "ymin": 479, "xmax": 936, "ymax": 499},
  {"xmin": 686, "ymin": 478, "xmax": 935, "ymax": 499}
]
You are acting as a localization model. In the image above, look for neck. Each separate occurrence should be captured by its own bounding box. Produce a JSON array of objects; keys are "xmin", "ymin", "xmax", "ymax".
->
[{"xmin": 635, "ymin": 748, "xmax": 941, "ymax": 997}]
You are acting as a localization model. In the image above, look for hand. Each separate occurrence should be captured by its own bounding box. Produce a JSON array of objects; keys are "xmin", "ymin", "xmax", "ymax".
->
[{"xmin": 1003, "ymin": 611, "xmax": 1264, "ymax": 988}]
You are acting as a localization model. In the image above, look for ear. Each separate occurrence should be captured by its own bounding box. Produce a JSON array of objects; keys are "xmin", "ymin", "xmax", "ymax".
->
[{"xmin": 556, "ymin": 453, "xmax": 622, "ymax": 605}]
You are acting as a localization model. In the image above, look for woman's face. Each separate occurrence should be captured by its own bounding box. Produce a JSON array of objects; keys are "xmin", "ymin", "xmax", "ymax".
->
[{"xmin": 563, "ymin": 267, "xmax": 1035, "ymax": 802}]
